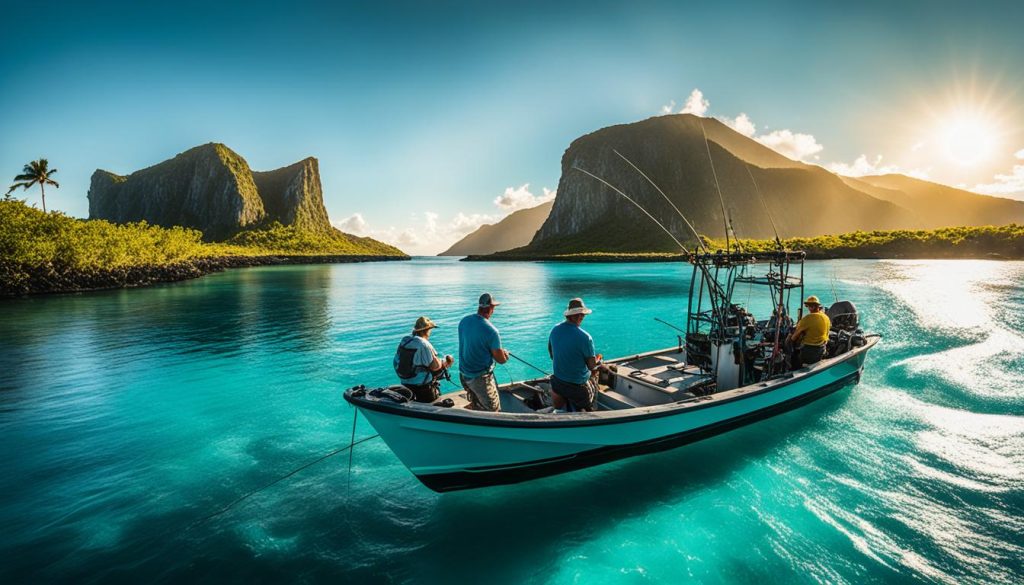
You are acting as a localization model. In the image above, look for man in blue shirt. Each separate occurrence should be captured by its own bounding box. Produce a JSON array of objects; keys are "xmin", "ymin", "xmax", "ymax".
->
[
  {"xmin": 457, "ymin": 293, "xmax": 509, "ymax": 411},
  {"xmin": 548, "ymin": 298, "xmax": 607, "ymax": 411},
  {"xmin": 393, "ymin": 316, "xmax": 453, "ymax": 403}
]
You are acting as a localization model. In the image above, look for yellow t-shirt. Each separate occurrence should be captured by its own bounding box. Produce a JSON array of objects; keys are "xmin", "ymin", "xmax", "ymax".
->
[{"xmin": 795, "ymin": 312, "xmax": 831, "ymax": 346}]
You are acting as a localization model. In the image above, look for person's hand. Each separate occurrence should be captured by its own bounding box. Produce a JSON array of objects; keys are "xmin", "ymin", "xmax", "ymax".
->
[
  {"xmin": 444, "ymin": 354, "xmax": 454, "ymax": 367},
  {"xmin": 500, "ymin": 348, "xmax": 510, "ymax": 362}
]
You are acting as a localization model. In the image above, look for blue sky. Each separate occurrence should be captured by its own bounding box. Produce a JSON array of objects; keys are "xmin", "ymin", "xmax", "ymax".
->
[{"xmin": 2, "ymin": 0, "xmax": 1023, "ymax": 254}]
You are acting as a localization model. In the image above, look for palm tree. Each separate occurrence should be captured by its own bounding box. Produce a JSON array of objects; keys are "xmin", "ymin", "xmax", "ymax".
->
[{"xmin": 7, "ymin": 159, "xmax": 59, "ymax": 212}]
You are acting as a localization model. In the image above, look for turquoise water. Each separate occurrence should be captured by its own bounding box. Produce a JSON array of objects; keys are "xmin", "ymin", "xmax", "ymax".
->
[{"xmin": 2, "ymin": 258, "xmax": 1022, "ymax": 584}]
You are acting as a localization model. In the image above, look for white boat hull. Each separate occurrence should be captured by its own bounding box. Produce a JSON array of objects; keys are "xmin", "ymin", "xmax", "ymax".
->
[{"xmin": 346, "ymin": 338, "xmax": 876, "ymax": 492}]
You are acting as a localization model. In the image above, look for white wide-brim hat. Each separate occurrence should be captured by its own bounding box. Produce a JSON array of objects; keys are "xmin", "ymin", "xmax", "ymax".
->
[{"xmin": 564, "ymin": 297, "xmax": 593, "ymax": 317}]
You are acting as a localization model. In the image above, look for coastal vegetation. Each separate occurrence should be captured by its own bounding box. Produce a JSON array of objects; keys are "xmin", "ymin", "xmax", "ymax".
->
[
  {"xmin": 0, "ymin": 200, "xmax": 406, "ymax": 296},
  {"xmin": 474, "ymin": 224, "xmax": 1024, "ymax": 261}
]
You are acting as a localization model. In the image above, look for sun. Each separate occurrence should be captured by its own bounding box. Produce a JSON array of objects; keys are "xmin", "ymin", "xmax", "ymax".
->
[{"xmin": 941, "ymin": 115, "xmax": 997, "ymax": 166}]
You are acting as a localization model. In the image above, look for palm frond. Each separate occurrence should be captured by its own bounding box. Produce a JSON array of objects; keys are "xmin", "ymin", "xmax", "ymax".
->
[
  {"xmin": 45, "ymin": 178, "xmax": 60, "ymax": 188},
  {"xmin": 6, "ymin": 181, "xmax": 31, "ymax": 194},
  {"xmin": 13, "ymin": 173, "xmax": 35, "ymax": 181}
]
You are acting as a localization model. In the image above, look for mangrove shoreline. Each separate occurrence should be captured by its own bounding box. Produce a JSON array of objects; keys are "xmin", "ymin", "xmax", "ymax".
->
[{"xmin": 1, "ymin": 254, "xmax": 408, "ymax": 297}]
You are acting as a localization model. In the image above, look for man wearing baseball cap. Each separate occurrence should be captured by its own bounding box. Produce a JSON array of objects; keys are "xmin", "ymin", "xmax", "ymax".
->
[
  {"xmin": 548, "ymin": 298, "xmax": 608, "ymax": 411},
  {"xmin": 393, "ymin": 316, "xmax": 454, "ymax": 403},
  {"xmin": 457, "ymin": 292, "xmax": 510, "ymax": 411},
  {"xmin": 788, "ymin": 295, "xmax": 832, "ymax": 367}
]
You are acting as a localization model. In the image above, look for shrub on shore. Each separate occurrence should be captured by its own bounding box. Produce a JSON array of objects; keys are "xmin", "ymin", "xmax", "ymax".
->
[{"xmin": 0, "ymin": 199, "xmax": 208, "ymax": 270}]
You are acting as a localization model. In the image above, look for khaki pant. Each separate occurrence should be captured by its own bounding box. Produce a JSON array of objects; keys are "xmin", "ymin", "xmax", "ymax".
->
[{"xmin": 460, "ymin": 371, "xmax": 500, "ymax": 412}]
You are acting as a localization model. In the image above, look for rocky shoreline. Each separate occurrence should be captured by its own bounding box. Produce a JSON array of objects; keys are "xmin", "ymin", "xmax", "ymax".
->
[{"xmin": 0, "ymin": 254, "xmax": 408, "ymax": 297}]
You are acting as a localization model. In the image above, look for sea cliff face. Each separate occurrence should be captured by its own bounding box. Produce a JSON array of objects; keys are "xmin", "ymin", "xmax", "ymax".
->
[
  {"xmin": 88, "ymin": 144, "xmax": 333, "ymax": 239},
  {"xmin": 529, "ymin": 115, "xmax": 915, "ymax": 253}
]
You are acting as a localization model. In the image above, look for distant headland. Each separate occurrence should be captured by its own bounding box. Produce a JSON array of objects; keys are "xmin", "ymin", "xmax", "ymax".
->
[{"xmin": 2, "ymin": 144, "xmax": 407, "ymax": 297}]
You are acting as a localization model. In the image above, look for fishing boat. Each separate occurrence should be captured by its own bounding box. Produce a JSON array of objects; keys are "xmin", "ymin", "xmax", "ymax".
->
[
  {"xmin": 345, "ymin": 140, "xmax": 877, "ymax": 492},
  {"xmin": 344, "ymin": 247, "xmax": 878, "ymax": 492}
]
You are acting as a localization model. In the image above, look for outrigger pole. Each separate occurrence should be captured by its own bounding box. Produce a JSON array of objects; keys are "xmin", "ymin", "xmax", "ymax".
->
[
  {"xmin": 571, "ymin": 165, "xmax": 726, "ymax": 298},
  {"xmin": 572, "ymin": 165, "xmax": 731, "ymax": 337},
  {"xmin": 612, "ymin": 149, "xmax": 710, "ymax": 254},
  {"xmin": 743, "ymin": 164, "xmax": 784, "ymax": 252},
  {"xmin": 699, "ymin": 119, "xmax": 731, "ymax": 254},
  {"xmin": 571, "ymin": 166, "xmax": 690, "ymax": 252}
]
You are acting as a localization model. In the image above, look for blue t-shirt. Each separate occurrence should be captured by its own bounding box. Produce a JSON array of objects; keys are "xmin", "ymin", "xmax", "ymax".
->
[
  {"xmin": 393, "ymin": 335, "xmax": 437, "ymax": 385},
  {"xmin": 548, "ymin": 321, "xmax": 596, "ymax": 384},
  {"xmin": 458, "ymin": 314, "xmax": 501, "ymax": 378}
]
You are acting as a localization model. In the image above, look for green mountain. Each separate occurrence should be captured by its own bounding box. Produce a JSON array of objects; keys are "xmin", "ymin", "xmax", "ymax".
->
[
  {"xmin": 506, "ymin": 114, "xmax": 1024, "ymax": 255},
  {"xmin": 439, "ymin": 201, "xmax": 553, "ymax": 256},
  {"xmin": 90, "ymin": 143, "xmax": 328, "ymax": 239}
]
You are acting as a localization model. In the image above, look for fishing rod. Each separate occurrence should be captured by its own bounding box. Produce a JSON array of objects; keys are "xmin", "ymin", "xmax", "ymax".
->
[
  {"xmin": 505, "ymin": 352, "xmax": 548, "ymax": 374},
  {"xmin": 699, "ymin": 119, "xmax": 731, "ymax": 254},
  {"xmin": 573, "ymin": 166, "xmax": 729, "ymax": 304},
  {"xmin": 654, "ymin": 317, "xmax": 686, "ymax": 333},
  {"xmin": 612, "ymin": 149, "xmax": 709, "ymax": 254},
  {"xmin": 572, "ymin": 166, "xmax": 690, "ymax": 252},
  {"xmin": 743, "ymin": 164, "xmax": 784, "ymax": 252}
]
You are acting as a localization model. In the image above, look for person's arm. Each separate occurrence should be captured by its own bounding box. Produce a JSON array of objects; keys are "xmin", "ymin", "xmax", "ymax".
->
[
  {"xmin": 586, "ymin": 354, "xmax": 608, "ymax": 372},
  {"xmin": 788, "ymin": 319, "xmax": 805, "ymax": 344},
  {"xmin": 430, "ymin": 353, "xmax": 453, "ymax": 370},
  {"xmin": 584, "ymin": 336, "xmax": 607, "ymax": 373},
  {"xmin": 490, "ymin": 330, "xmax": 509, "ymax": 364}
]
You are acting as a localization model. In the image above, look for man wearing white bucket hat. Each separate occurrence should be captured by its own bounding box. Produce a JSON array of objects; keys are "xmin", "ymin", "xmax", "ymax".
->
[{"xmin": 548, "ymin": 298, "xmax": 607, "ymax": 411}]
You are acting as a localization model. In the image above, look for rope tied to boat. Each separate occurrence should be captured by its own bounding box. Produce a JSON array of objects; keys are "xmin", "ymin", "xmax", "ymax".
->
[{"xmin": 187, "ymin": 405, "xmax": 379, "ymax": 529}]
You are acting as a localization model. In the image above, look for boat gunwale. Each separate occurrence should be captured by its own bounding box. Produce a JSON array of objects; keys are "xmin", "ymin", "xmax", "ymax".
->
[{"xmin": 344, "ymin": 336, "xmax": 878, "ymax": 429}]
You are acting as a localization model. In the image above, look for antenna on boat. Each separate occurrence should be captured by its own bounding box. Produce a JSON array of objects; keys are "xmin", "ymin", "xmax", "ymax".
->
[
  {"xmin": 572, "ymin": 166, "xmax": 690, "ymax": 252},
  {"xmin": 743, "ymin": 164, "xmax": 783, "ymax": 251},
  {"xmin": 699, "ymin": 118, "xmax": 731, "ymax": 253},
  {"xmin": 611, "ymin": 149, "xmax": 709, "ymax": 254}
]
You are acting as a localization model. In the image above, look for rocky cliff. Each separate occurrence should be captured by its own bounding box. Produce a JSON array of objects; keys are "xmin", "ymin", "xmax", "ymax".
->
[
  {"xmin": 88, "ymin": 144, "xmax": 334, "ymax": 239},
  {"xmin": 521, "ymin": 114, "xmax": 1024, "ymax": 255},
  {"xmin": 439, "ymin": 201, "xmax": 553, "ymax": 256}
]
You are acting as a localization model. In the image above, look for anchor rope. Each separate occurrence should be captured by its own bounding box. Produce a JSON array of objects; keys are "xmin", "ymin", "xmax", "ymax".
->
[{"xmin": 189, "ymin": 429, "xmax": 380, "ymax": 527}]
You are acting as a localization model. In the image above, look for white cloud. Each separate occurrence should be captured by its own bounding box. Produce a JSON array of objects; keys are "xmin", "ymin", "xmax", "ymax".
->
[
  {"xmin": 330, "ymin": 183, "xmax": 552, "ymax": 254},
  {"xmin": 662, "ymin": 89, "xmax": 822, "ymax": 162},
  {"xmin": 679, "ymin": 89, "xmax": 709, "ymax": 116},
  {"xmin": 333, "ymin": 213, "xmax": 368, "ymax": 235},
  {"xmin": 911, "ymin": 141, "xmax": 926, "ymax": 152},
  {"xmin": 826, "ymin": 154, "xmax": 930, "ymax": 179},
  {"xmin": 972, "ymin": 163, "xmax": 1024, "ymax": 199},
  {"xmin": 756, "ymin": 129, "xmax": 824, "ymax": 161},
  {"xmin": 493, "ymin": 183, "xmax": 556, "ymax": 212},
  {"xmin": 659, "ymin": 100, "xmax": 676, "ymax": 115},
  {"xmin": 722, "ymin": 113, "xmax": 756, "ymax": 137},
  {"xmin": 1015, "ymin": 148, "xmax": 1024, "ymax": 160}
]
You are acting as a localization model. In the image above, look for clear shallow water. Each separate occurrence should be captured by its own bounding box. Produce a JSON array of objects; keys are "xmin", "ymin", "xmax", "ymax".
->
[{"xmin": 1, "ymin": 257, "xmax": 1022, "ymax": 584}]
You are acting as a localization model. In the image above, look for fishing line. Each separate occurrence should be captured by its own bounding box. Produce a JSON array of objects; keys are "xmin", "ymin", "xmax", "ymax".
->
[
  {"xmin": 188, "ymin": 432, "xmax": 380, "ymax": 528},
  {"xmin": 508, "ymin": 352, "xmax": 552, "ymax": 377}
]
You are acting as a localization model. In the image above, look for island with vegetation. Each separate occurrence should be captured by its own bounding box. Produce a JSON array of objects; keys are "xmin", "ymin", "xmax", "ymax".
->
[
  {"xmin": 467, "ymin": 224, "xmax": 1024, "ymax": 262},
  {"xmin": 1, "ymin": 145, "xmax": 407, "ymax": 297}
]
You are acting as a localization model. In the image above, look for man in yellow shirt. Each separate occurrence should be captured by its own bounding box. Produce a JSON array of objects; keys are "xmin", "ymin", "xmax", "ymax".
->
[{"xmin": 789, "ymin": 295, "xmax": 831, "ymax": 367}]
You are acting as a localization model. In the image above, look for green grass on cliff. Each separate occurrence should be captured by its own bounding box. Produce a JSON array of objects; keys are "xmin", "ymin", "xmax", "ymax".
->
[
  {"xmin": 487, "ymin": 224, "xmax": 1024, "ymax": 260},
  {"xmin": 0, "ymin": 200, "xmax": 405, "ymax": 277},
  {"xmin": 219, "ymin": 222, "xmax": 404, "ymax": 256}
]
